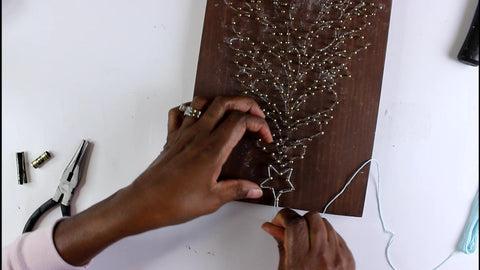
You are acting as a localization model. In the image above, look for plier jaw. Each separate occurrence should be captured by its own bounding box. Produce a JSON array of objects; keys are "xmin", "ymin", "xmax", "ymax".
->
[{"xmin": 52, "ymin": 140, "xmax": 89, "ymax": 206}]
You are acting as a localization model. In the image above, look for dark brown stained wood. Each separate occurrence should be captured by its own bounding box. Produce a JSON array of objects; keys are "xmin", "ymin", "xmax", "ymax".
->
[{"xmin": 193, "ymin": 0, "xmax": 392, "ymax": 217}]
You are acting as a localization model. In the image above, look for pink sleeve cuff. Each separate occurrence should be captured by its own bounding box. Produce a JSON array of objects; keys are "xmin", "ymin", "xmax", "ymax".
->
[{"xmin": 2, "ymin": 218, "xmax": 88, "ymax": 270}]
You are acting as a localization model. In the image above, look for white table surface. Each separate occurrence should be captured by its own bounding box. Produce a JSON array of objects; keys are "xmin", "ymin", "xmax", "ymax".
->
[{"xmin": 2, "ymin": 0, "xmax": 479, "ymax": 269}]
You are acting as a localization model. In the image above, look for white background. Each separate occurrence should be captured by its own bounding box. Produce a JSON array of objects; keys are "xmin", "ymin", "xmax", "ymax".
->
[{"xmin": 2, "ymin": 0, "xmax": 478, "ymax": 269}]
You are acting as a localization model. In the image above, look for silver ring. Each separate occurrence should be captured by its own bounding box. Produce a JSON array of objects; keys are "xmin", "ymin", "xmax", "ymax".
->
[
  {"xmin": 179, "ymin": 105, "xmax": 202, "ymax": 119},
  {"xmin": 179, "ymin": 104, "xmax": 188, "ymax": 112}
]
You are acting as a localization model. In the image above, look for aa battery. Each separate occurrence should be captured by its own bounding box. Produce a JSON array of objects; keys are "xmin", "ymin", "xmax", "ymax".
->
[{"xmin": 31, "ymin": 151, "xmax": 51, "ymax": 168}]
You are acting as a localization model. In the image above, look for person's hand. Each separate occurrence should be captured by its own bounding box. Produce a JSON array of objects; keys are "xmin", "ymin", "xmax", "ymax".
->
[
  {"xmin": 118, "ymin": 96, "xmax": 273, "ymax": 232},
  {"xmin": 262, "ymin": 208, "xmax": 355, "ymax": 270},
  {"xmin": 53, "ymin": 96, "xmax": 272, "ymax": 266}
]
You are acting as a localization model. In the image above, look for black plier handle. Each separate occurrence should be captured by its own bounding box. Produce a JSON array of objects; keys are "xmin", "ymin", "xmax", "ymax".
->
[{"xmin": 23, "ymin": 199, "xmax": 71, "ymax": 233}]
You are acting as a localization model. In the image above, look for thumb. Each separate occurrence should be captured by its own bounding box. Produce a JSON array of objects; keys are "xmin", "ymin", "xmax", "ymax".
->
[
  {"xmin": 262, "ymin": 222, "xmax": 286, "ymax": 270},
  {"xmin": 213, "ymin": 179, "xmax": 263, "ymax": 203},
  {"xmin": 261, "ymin": 222, "xmax": 285, "ymax": 243}
]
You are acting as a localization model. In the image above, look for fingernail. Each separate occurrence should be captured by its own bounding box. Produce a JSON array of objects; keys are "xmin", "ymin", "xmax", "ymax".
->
[{"xmin": 246, "ymin": 188, "xmax": 263, "ymax": 199}]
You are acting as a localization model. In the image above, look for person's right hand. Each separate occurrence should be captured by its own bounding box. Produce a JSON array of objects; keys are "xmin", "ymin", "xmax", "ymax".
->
[{"xmin": 262, "ymin": 208, "xmax": 355, "ymax": 270}]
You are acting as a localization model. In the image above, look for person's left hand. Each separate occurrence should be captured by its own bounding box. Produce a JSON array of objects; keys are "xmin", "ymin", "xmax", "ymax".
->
[
  {"xmin": 118, "ymin": 96, "xmax": 274, "ymax": 233},
  {"xmin": 54, "ymin": 96, "xmax": 273, "ymax": 266}
]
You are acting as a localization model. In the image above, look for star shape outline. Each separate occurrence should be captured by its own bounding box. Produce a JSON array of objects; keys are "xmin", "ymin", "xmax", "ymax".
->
[{"xmin": 260, "ymin": 165, "xmax": 295, "ymax": 200}]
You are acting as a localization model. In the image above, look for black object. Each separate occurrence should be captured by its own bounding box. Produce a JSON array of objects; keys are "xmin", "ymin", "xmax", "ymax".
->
[
  {"xmin": 458, "ymin": 3, "xmax": 479, "ymax": 66},
  {"xmin": 23, "ymin": 140, "xmax": 88, "ymax": 233},
  {"xmin": 16, "ymin": 152, "xmax": 27, "ymax": 185},
  {"xmin": 23, "ymin": 199, "xmax": 70, "ymax": 233}
]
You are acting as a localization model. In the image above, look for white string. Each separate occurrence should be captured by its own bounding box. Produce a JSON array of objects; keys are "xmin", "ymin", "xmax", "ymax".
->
[
  {"xmin": 322, "ymin": 159, "xmax": 376, "ymax": 214},
  {"xmin": 321, "ymin": 159, "xmax": 469, "ymax": 270},
  {"xmin": 322, "ymin": 159, "xmax": 397, "ymax": 269}
]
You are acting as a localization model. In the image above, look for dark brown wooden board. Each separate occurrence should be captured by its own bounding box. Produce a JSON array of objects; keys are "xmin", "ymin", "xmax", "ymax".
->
[{"xmin": 193, "ymin": 0, "xmax": 391, "ymax": 216}]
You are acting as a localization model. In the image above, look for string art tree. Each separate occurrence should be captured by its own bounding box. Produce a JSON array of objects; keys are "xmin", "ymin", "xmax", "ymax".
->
[{"xmin": 223, "ymin": 0, "xmax": 381, "ymax": 207}]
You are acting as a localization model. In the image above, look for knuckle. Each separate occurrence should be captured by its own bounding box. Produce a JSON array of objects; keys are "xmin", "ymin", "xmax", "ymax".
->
[
  {"xmin": 236, "ymin": 96, "xmax": 258, "ymax": 112},
  {"xmin": 245, "ymin": 97, "xmax": 257, "ymax": 107},
  {"xmin": 233, "ymin": 183, "xmax": 248, "ymax": 199},
  {"xmin": 285, "ymin": 215, "xmax": 306, "ymax": 229},
  {"xmin": 338, "ymin": 254, "xmax": 355, "ymax": 269},
  {"xmin": 168, "ymin": 107, "xmax": 178, "ymax": 116},
  {"xmin": 228, "ymin": 111, "xmax": 247, "ymax": 123},
  {"xmin": 210, "ymin": 96, "xmax": 228, "ymax": 112},
  {"xmin": 318, "ymin": 252, "xmax": 328, "ymax": 262},
  {"xmin": 321, "ymin": 217, "xmax": 332, "ymax": 229},
  {"xmin": 304, "ymin": 211, "xmax": 320, "ymax": 220},
  {"xmin": 347, "ymin": 256, "xmax": 355, "ymax": 269},
  {"xmin": 277, "ymin": 208, "xmax": 294, "ymax": 219},
  {"xmin": 240, "ymin": 95, "xmax": 255, "ymax": 103},
  {"xmin": 192, "ymin": 96, "xmax": 199, "ymax": 104},
  {"xmin": 343, "ymin": 257, "xmax": 355, "ymax": 269},
  {"xmin": 214, "ymin": 96, "xmax": 228, "ymax": 106},
  {"xmin": 198, "ymin": 96, "xmax": 208, "ymax": 102},
  {"xmin": 163, "ymin": 137, "xmax": 173, "ymax": 149},
  {"xmin": 192, "ymin": 96, "xmax": 208, "ymax": 107}
]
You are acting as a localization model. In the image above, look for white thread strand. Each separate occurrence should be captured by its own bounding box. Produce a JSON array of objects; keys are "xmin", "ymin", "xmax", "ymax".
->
[
  {"xmin": 322, "ymin": 159, "xmax": 376, "ymax": 214},
  {"xmin": 372, "ymin": 159, "xmax": 397, "ymax": 270},
  {"xmin": 321, "ymin": 159, "xmax": 468, "ymax": 270},
  {"xmin": 322, "ymin": 159, "xmax": 397, "ymax": 269}
]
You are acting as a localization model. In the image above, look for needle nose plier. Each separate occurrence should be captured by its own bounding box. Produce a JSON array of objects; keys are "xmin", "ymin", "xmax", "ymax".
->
[{"xmin": 23, "ymin": 140, "xmax": 89, "ymax": 233}]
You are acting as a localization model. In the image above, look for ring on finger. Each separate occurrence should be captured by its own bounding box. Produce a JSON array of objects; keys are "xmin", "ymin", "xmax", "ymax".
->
[
  {"xmin": 179, "ymin": 104, "xmax": 188, "ymax": 112},
  {"xmin": 180, "ymin": 105, "xmax": 202, "ymax": 119}
]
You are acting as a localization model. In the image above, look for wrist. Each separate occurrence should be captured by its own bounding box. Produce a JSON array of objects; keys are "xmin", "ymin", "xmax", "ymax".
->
[
  {"xmin": 53, "ymin": 189, "xmax": 137, "ymax": 266},
  {"xmin": 118, "ymin": 176, "xmax": 175, "ymax": 233}
]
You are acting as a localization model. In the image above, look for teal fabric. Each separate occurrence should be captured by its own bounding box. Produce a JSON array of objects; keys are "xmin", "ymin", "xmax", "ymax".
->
[{"xmin": 457, "ymin": 191, "xmax": 479, "ymax": 254}]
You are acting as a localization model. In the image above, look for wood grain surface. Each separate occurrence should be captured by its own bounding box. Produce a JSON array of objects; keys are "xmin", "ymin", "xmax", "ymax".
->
[{"xmin": 193, "ymin": 0, "xmax": 392, "ymax": 216}]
